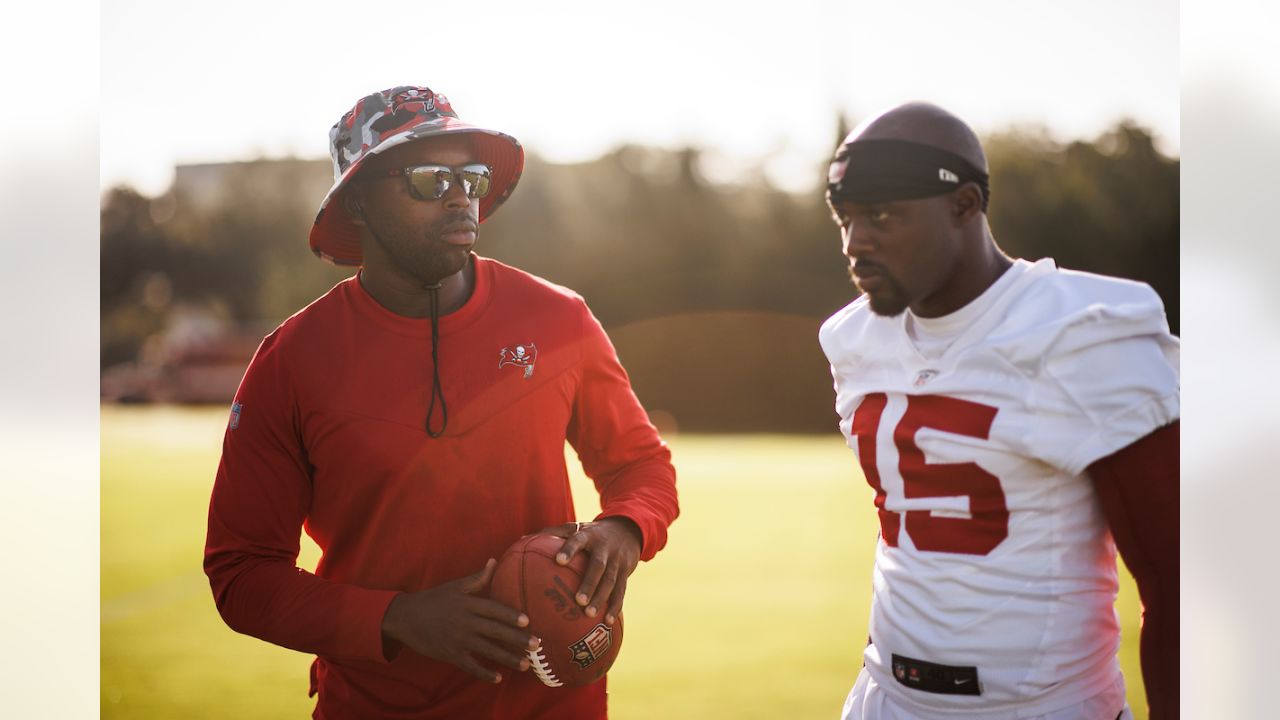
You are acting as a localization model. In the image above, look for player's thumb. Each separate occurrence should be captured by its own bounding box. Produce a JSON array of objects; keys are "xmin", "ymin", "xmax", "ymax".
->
[{"xmin": 459, "ymin": 558, "xmax": 497, "ymax": 595}]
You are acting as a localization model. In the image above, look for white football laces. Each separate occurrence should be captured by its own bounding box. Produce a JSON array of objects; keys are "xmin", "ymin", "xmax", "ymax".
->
[{"xmin": 527, "ymin": 646, "xmax": 562, "ymax": 688}]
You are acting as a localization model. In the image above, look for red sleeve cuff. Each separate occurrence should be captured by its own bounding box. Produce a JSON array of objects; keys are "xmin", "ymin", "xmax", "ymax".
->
[
  {"xmin": 345, "ymin": 587, "xmax": 403, "ymax": 664},
  {"xmin": 595, "ymin": 505, "xmax": 670, "ymax": 562}
]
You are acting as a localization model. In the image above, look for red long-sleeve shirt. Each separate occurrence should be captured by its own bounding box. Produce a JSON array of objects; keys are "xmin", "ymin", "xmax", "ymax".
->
[
  {"xmin": 1089, "ymin": 422, "xmax": 1180, "ymax": 719},
  {"xmin": 204, "ymin": 255, "xmax": 679, "ymax": 719}
]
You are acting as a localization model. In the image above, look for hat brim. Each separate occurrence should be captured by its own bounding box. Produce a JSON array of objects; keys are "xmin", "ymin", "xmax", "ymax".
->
[{"xmin": 308, "ymin": 118, "xmax": 524, "ymax": 266}]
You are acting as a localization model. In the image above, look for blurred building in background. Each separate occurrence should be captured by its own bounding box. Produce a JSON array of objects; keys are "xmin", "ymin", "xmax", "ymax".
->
[{"xmin": 172, "ymin": 159, "xmax": 331, "ymax": 213}]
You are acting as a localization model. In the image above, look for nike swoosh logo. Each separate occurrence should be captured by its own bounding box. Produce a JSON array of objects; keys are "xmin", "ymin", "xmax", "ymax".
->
[{"xmin": 954, "ymin": 678, "xmax": 972, "ymax": 685}]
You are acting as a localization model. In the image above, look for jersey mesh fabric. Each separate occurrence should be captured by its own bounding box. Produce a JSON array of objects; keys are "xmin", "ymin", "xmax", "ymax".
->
[
  {"xmin": 204, "ymin": 255, "xmax": 679, "ymax": 720},
  {"xmin": 819, "ymin": 258, "xmax": 1178, "ymax": 718}
]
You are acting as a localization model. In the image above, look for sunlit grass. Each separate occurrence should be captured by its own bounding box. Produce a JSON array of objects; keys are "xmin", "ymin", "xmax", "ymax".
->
[{"xmin": 101, "ymin": 405, "xmax": 1145, "ymax": 719}]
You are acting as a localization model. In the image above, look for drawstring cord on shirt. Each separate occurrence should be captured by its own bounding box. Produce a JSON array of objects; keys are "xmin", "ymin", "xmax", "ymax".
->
[
  {"xmin": 361, "ymin": 216, "xmax": 449, "ymax": 437},
  {"xmin": 424, "ymin": 281, "xmax": 447, "ymax": 438}
]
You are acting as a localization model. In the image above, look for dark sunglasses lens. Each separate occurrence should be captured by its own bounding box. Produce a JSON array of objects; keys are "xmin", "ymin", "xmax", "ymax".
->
[
  {"xmin": 458, "ymin": 164, "xmax": 492, "ymax": 198},
  {"xmin": 407, "ymin": 167, "xmax": 450, "ymax": 200}
]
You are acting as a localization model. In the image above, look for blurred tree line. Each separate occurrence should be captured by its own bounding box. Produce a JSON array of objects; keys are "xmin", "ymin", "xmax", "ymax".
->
[{"xmin": 101, "ymin": 121, "xmax": 1177, "ymax": 430}]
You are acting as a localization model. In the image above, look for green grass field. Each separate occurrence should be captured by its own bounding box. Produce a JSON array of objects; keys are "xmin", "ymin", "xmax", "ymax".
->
[{"xmin": 102, "ymin": 405, "xmax": 1147, "ymax": 719}]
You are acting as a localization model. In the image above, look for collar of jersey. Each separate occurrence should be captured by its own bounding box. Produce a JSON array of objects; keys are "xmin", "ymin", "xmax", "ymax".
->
[
  {"xmin": 900, "ymin": 257, "xmax": 1053, "ymax": 362},
  {"xmin": 908, "ymin": 259, "xmax": 1029, "ymax": 341},
  {"xmin": 348, "ymin": 253, "xmax": 494, "ymax": 337}
]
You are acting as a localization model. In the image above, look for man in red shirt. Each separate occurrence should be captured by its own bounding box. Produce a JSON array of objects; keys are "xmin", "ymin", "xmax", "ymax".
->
[{"xmin": 204, "ymin": 85, "xmax": 680, "ymax": 719}]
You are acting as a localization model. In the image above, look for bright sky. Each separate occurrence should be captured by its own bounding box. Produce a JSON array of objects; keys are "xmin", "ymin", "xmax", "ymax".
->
[{"xmin": 102, "ymin": 0, "xmax": 1178, "ymax": 196}]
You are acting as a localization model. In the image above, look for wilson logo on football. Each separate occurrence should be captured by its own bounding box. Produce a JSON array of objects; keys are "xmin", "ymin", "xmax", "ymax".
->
[
  {"xmin": 498, "ymin": 343, "xmax": 537, "ymax": 379},
  {"xmin": 569, "ymin": 623, "xmax": 613, "ymax": 669}
]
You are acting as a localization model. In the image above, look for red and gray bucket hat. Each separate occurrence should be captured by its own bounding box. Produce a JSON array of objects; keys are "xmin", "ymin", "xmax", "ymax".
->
[{"xmin": 308, "ymin": 85, "xmax": 524, "ymax": 266}]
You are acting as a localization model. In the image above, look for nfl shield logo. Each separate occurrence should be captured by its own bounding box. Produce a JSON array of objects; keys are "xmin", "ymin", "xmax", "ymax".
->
[
  {"xmin": 913, "ymin": 369, "xmax": 940, "ymax": 387},
  {"xmin": 228, "ymin": 402, "xmax": 243, "ymax": 430},
  {"xmin": 568, "ymin": 623, "xmax": 612, "ymax": 669}
]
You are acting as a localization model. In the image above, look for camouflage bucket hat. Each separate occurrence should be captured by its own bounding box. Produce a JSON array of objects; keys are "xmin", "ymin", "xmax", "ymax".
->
[{"xmin": 309, "ymin": 85, "xmax": 525, "ymax": 266}]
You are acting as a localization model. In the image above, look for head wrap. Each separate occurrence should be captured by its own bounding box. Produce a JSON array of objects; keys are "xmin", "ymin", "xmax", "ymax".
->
[{"xmin": 827, "ymin": 139, "xmax": 989, "ymax": 211}]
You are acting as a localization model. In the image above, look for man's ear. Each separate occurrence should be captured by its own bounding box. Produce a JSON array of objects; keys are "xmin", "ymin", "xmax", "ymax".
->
[
  {"xmin": 950, "ymin": 182, "xmax": 983, "ymax": 225},
  {"xmin": 344, "ymin": 191, "xmax": 367, "ymax": 226}
]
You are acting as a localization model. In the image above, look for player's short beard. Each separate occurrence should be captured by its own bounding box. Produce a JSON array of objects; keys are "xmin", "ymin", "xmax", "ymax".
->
[
  {"xmin": 849, "ymin": 265, "xmax": 910, "ymax": 317},
  {"xmin": 369, "ymin": 211, "xmax": 476, "ymax": 286}
]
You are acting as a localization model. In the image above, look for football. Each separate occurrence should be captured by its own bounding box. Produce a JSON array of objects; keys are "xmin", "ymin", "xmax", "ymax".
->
[{"xmin": 489, "ymin": 533, "xmax": 624, "ymax": 688}]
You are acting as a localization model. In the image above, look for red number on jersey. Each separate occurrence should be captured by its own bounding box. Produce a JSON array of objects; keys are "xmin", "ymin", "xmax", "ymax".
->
[
  {"xmin": 850, "ymin": 392, "xmax": 900, "ymax": 546},
  {"xmin": 852, "ymin": 393, "xmax": 1008, "ymax": 555}
]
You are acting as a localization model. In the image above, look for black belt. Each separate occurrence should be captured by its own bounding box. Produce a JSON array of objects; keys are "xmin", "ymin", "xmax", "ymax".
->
[
  {"xmin": 887, "ymin": 652, "xmax": 1125, "ymax": 718},
  {"xmin": 890, "ymin": 653, "xmax": 981, "ymax": 696}
]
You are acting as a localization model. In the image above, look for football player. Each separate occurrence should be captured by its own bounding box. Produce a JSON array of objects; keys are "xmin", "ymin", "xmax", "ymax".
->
[{"xmin": 819, "ymin": 102, "xmax": 1178, "ymax": 719}]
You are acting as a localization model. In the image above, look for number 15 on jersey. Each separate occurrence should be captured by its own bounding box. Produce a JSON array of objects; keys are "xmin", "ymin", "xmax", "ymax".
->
[{"xmin": 852, "ymin": 393, "xmax": 1008, "ymax": 556}]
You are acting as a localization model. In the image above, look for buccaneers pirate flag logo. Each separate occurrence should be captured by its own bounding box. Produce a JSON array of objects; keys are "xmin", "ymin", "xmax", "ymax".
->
[{"xmin": 499, "ymin": 343, "xmax": 537, "ymax": 379}]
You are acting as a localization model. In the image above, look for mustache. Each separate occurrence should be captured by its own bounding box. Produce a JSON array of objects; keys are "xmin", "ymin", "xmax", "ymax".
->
[
  {"xmin": 848, "ymin": 260, "xmax": 887, "ymax": 282},
  {"xmin": 850, "ymin": 259, "xmax": 885, "ymax": 277},
  {"xmin": 428, "ymin": 212, "xmax": 478, "ymax": 236}
]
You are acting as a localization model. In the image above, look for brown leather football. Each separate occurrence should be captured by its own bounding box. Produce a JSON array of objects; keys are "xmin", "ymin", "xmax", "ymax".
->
[{"xmin": 489, "ymin": 533, "xmax": 623, "ymax": 688}]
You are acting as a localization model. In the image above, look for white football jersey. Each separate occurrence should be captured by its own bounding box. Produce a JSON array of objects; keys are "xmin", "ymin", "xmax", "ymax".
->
[{"xmin": 819, "ymin": 258, "xmax": 1179, "ymax": 718}]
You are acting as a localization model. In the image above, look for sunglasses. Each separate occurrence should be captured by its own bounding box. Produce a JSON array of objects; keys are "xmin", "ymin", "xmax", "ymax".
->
[{"xmin": 371, "ymin": 163, "xmax": 493, "ymax": 201}]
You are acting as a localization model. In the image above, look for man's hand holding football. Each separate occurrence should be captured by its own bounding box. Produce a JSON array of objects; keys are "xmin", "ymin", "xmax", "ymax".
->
[
  {"xmin": 542, "ymin": 519, "xmax": 643, "ymax": 627},
  {"xmin": 380, "ymin": 558, "xmax": 540, "ymax": 684}
]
